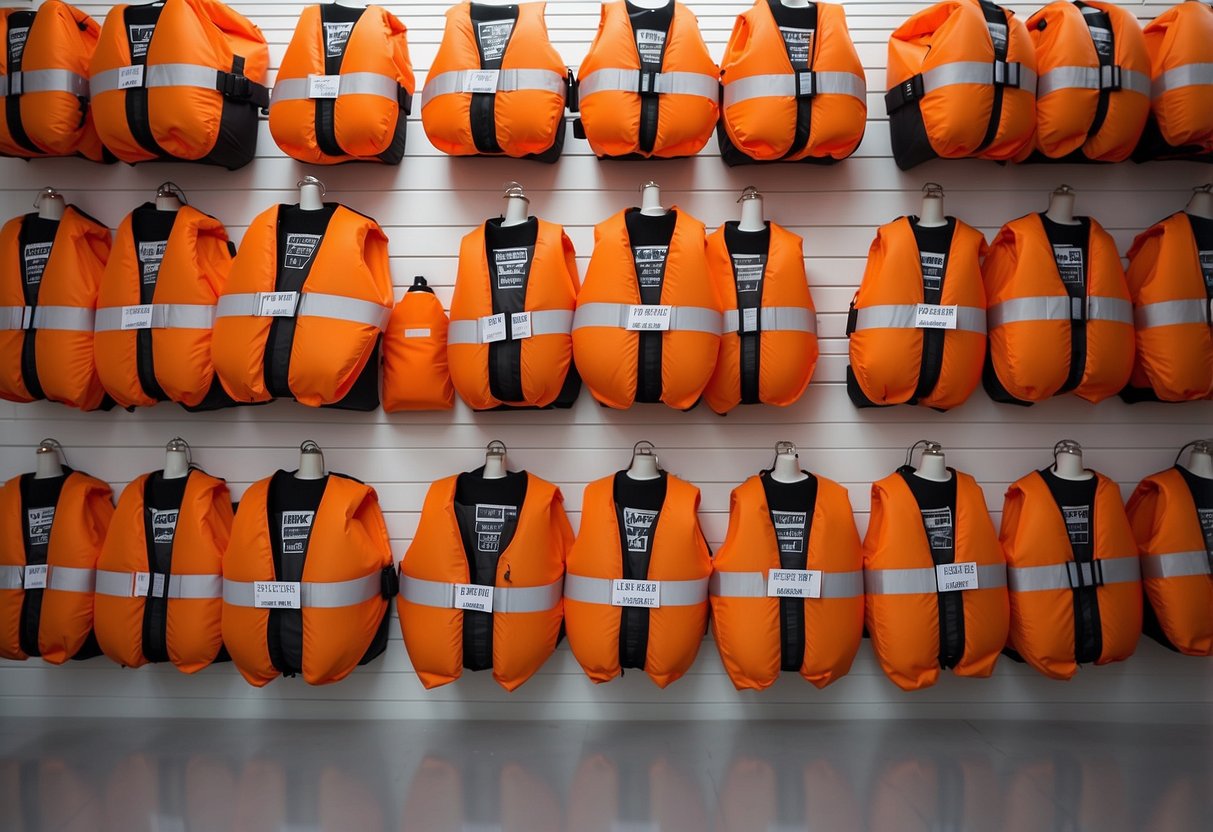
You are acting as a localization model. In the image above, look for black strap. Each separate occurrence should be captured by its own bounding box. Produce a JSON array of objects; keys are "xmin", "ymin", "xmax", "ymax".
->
[
  {"xmin": 3, "ymin": 11, "xmax": 43, "ymax": 155},
  {"xmin": 974, "ymin": 0, "xmax": 1012, "ymax": 154},
  {"xmin": 884, "ymin": 74, "xmax": 924, "ymax": 114},
  {"xmin": 1077, "ymin": 3, "xmax": 1117, "ymax": 141}
]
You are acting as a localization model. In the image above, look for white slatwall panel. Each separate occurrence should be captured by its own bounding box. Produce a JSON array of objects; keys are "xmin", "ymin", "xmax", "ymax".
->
[{"xmin": 1, "ymin": 0, "xmax": 1211, "ymax": 721}]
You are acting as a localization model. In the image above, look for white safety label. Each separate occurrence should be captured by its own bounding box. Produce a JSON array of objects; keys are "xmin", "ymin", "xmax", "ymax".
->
[
  {"xmin": 510, "ymin": 311, "xmax": 532, "ymax": 340},
  {"xmin": 623, "ymin": 507, "xmax": 659, "ymax": 553},
  {"xmin": 731, "ymin": 253, "xmax": 766, "ymax": 294},
  {"xmin": 476, "ymin": 20, "xmax": 515, "ymax": 62},
  {"xmin": 281, "ymin": 511, "xmax": 315, "ymax": 555},
  {"xmin": 138, "ymin": 240, "xmax": 168, "ymax": 284},
  {"xmin": 987, "ymin": 22, "xmax": 1008, "ymax": 53},
  {"xmin": 257, "ymin": 292, "xmax": 299, "ymax": 317},
  {"xmin": 626, "ymin": 304, "xmax": 672, "ymax": 331},
  {"xmin": 1062, "ymin": 505, "xmax": 1090, "ymax": 546},
  {"xmin": 151, "ymin": 509, "xmax": 178, "ymax": 544},
  {"xmin": 127, "ymin": 25, "xmax": 155, "ymax": 60},
  {"xmin": 779, "ymin": 27, "xmax": 815, "ymax": 66},
  {"xmin": 307, "ymin": 74, "xmax": 341, "ymax": 99},
  {"xmin": 475, "ymin": 504, "xmax": 518, "ymax": 554},
  {"xmin": 919, "ymin": 251, "xmax": 946, "ymax": 292},
  {"xmin": 611, "ymin": 579, "xmax": 661, "ymax": 608},
  {"xmin": 27, "ymin": 506, "xmax": 54, "ymax": 547},
  {"xmin": 1088, "ymin": 25, "xmax": 1113, "ymax": 59},
  {"xmin": 635, "ymin": 29, "xmax": 666, "ymax": 65},
  {"xmin": 461, "ymin": 69, "xmax": 500, "ymax": 94},
  {"xmin": 936, "ymin": 561, "xmax": 979, "ymax": 592},
  {"xmin": 22, "ymin": 242, "xmax": 51, "ymax": 285},
  {"xmin": 1052, "ymin": 245, "xmax": 1084, "ymax": 288},
  {"xmin": 254, "ymin": 581, "xmax": 301, "ymax": 609},
  {"xmin": 121, "ymin": 304, "xmax": 154, "ymax": 330},
  {"xmin": 284, "ymin": 233, "xmax": 322, "ymax": 270},
  {"xmin": 767, "ymin": 568, "xmax": 822, "ymax": 599},
  {"xmin": 772, "ymin": 511, "xmax": 807, "ymax": 555},
  {"xmin": 8, "ymin": 27, "xmax": 29, "ymax": 64},
  {"xmin": 633, "ymin": 246, "xmax": 669, "ymax": 290},
  {"xmin": 453, "ymin": 583, "xmax": 494, "ymax": 613},
  {"xmin": 481, "ymin": 312, "xmax": 507, "ymax": 343},
  {"xmin": 323, "ymin": 21, "xmax": 354, "ymax": 58},
  {"xmin": 494, "ymin": 247, "xmax": 529, "ymax": 288},
  {"xmin": 23, "ymin": 563, "xmax": 48, "ymax": 590},
  {"xmin": 134, "ymin": 571, "xmax": 167, "ymax": 598},
  {"xmin": 117, "ymin": 64, "xmax": 145, "ymax": 89},
  {"xmin": 914, "ymin": 303, "xmax": 958, "ymax": 330},
  {"xmin": 921, "ymin": 507, "xmax": 954, "ymax": 551},
  {"xmin": 741, "ymin": 307, "xmax": 759, "ymax": 333}
]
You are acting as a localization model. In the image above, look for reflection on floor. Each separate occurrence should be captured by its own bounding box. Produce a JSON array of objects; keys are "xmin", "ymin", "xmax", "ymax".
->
[{"xmin": 0, "ymin": 718, "xmax": 1209, "ymax": 831}]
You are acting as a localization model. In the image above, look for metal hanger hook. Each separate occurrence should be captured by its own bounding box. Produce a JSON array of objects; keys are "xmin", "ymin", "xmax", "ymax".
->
[
  {"xmin": 737, "ymin": 185, "xmax": 762, "ymax": 203},
  {"xmin": 36, "ymin": 438, "xmax": 68, "ymax": 468},
  {"xmin": 300, "ymin": 439, "xmax": 325, "ymax": 468},
  {"xmin": 502, "ymin": 181, "xmax": 529, "ymax": 201},
  {"xmin": 922, "ymin": 182, "xmax": 945, "ymax": 198},
  {"xmin": 904, "ymin": 439, "xmax": 943, "ymax": 468},
  {"xmin": 165, "ymin": 436, "xmax": 192, "ymax": 467},
  {"xmin": 631, "ymin": 440, "xmax": 660, "ymax": 470},
  {"xmin": 1195, "ymin": 184, "xmax": 1212, "ymax": 194},
  {"xmin": 156, "ymin": 181, "xmax": 188, "ymax": 205},
  {"xmin": 32, "ymin": 187, "xmax": 62, "ymax": 210},
  {"xmin": 1054, "ymin": 439, "xmax": 1083, "ymax": 460},
  {"xmin": 485, "ymin": 440, "xmax": 507, "ymax": 458},
  {"xmin": 1174, "ymin": 439, "xmax": 1213, "ymax": 466},
  {"xmin": 1052, "ymin": 183, "xmax": 1076, "ymax": 196},
  {"xmin": 296, "ymin": 176, "xmax": 326, "ymax": 196},
  {"xmin": 639, "ymin": 180, "xmax": 660, "ymax": 194}
]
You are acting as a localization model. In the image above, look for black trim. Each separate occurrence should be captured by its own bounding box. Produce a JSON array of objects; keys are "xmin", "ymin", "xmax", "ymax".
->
[
  {"xmin": 483, "ymin": 217, "xmax": 538, "ymax": 405},
  {"xmin": 121, "ymin": 4, "xmax": 168, "ymax": 159},
  {"xmin": 760, "ymin": 471, "xmax": 818, "ymax": 672},
  {"xmin": 613, "ymin": 470, "xmax": 668, "ymax": 671},
  {"xmin": 468, "ymin": 3, "xmax": 520, "ymax": 155},
  {"xmin": 314, "ymin": 4, "xmax": 365, "ymax": 159},
  {"xmin": 626, "ymin": 0, "xmax": 675, "ymax": 155},
  {"xmin": 17, "ymin": 471, "xmax": 68, "ymax": 658},
  {"xmin": 910, "ymin": 217, "xmax": 957, "ymax": 402},
  {"xmin": 764, "ymin": 0, "xmax": 818, "ymax": 161},
  {"xmin": 1133, "ymin": 115, "xmax": 1213, "ymax": 164},
  {"xmin": 723, "ymin": 221, "xmax": 770, "ymax": 405},
  {"xmin": 1039, "ymin": 469, "xmax": 1103, "ymax": 666},
  {"xmin": 1041, "ymin": 215, "xmax": 1092, "ymax": 396},
  {"xmin": 624, "ymin": 209, "xmax": 678, "ymax": 404},
  {"xmin": 975, "ymin": 1, "xmax": 1010, "ymax": 154},
  {"xmin": 265, "ymin": 470, "xmax": 329, "ymax": 677},
  {"xmin": 129, "ymin": 204, "xmax": 176, "ymax": 405},
  {"xmin": 15, "ymin": 213, "xmax": 55, "ymax": 402},
  {"xmin": 1076, "ymin": 3, "xmax": 1115, "ymax": 142},
  {"xmin": 139, "ymin": 471, "xmax": 190, "ymax": 664},
  {"xmin": 3, "ymin": 11, "xmax": 43, "ymax": 155}
]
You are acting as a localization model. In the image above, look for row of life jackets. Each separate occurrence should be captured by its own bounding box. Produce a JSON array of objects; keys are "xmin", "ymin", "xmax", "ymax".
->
[
  {"xmin": 1, "ymin": 462, "xmax": 397, "ymax": 686},
  {"xmin": 887, "ymin": 0, "xmax": 1213, "ymax": 169},
  {"xmin": 848, "ymin": 208, "xmax": 1213, "ymax": 409}
]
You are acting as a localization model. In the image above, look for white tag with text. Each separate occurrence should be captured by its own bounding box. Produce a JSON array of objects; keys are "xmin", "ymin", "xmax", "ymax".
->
[
  {"xmin": 936, "ymin": 562, "xmax": 980, "ymax": 592},
  {"xmin": 453, "ymin": 583, "xmax": 494, "ymax": 613},
  {"xmin": 254, "ymin": 581, "xmax": 301, "ymax": 609},
  {"xmin": 510, "ymin": 311, "xmax": 532, "ymax": 340},
  {"xmin": 121, "ymin": 304, "xmax": 154, "ymax": 330},
  {"xmin": 741, "ymin": 307, "xmax": 759, "ymax": 333},
  {"xmin": 481, "ymin": 312, "xmax": 507, "ymax": 343},
  {"xmin": 257, "ymin": 292, "xmax": 299, "ymax": 317},
  {"xmin": 766, "ymin": 568, "xmax": 822, "ymax": 599},
  {"xmin": 462, "ymin": 69, "xmax": 500, "ymax": 94},
  {"xmin": 307, "ymin": 74, "xmax": 341, "ymax": 99},
  {"xmin": 611, "ymin": 579, "xmax": 661, "ymax": 608},
  {"xmin": 23, "ymin": 564, "xmax": 48, "ymax": 590},
  {"xmin": 626, "ymin": 304, "xmax": 672, "ymax": 331},
  {"xmin": 118, "ymin": 65, "xmax": 145, "ymax": 89},
  {"xmin": 914, "ymin": 303, "xmax": 958, "ymax": 329}
]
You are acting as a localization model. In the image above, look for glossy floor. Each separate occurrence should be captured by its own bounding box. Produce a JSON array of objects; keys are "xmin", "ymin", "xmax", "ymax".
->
[{"xmin": 0, "ymin": 718, "xmax": 1209, "ymax": 831}]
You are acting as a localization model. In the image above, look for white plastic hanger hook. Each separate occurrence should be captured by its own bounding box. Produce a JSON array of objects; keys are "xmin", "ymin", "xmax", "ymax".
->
[
  {"xmin": 156, "ymin": 181, "xmax": 188, "ymax": 205},
  {"xmin": 502, "ymin": 181, "xmax": 528, "ymax": 202},
  {"xmin": 296, "ymin": 176, "xmax": 326, "ymax": 196},
  {"xmin": 737, "ymin": 185, "xmax": 762, "ymax": 203},
  {"xmin": 904, "ymin": 439, "xmax": 943, "ymax": 468},
  {"xmin": 922, "ymin": 182, "xmax": 945, "ymax": 198},
  {"xmin": 165, "ymin": 436, "xmax": 192, "ymax": 466},
  {"xmin": 36, "ymin": 437, "xmax": 67, "ymax": 467},
  {"xmin": 630, "ymin": 440, "xmax": 660, "ymax": 469},
  {"xmin": 32, "ymin": 187, "xmax": 62, "ymax": 210}
]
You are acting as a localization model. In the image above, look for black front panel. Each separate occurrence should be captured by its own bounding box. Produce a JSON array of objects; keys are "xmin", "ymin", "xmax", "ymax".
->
[
  {"xmin": 468, "ymin": 3, "xmax": 520, "ymax": 154},
  {"xmin": 16, "ymin": 214, "xmax": 57, "ymax": 401},
  {"xmin": 909, "ymin": 217, "xmax": 956, "ymax": 401},
  {"xmin": 452, "ymin": 467, "xmax": 527, "ymax": 671},
  {"xmin": 121, "ymin": 4, "xmax": 166, "ymax": 158},
  {"xmin": 613, "ymin": 471, "xmax": 667, "ymax": 670},
  {"xmin": 265, "ymin": 204, "xmax": 337, "ymax": 399},
  {"xmin": 975, "ymin": 1, "xmax": 1010, "ymax": 153},
  {"xmin": 314, "ymin": 4, "xmax": 364, "ymax": 158},
  {"xmin": 266, "ymin": 470, "xmax": 328, "ymax": 676},
  {"xmin": 483, "ymin": 217, "xmax": 538, "ymax": 404},
  {"xmin": 898, "ymin": 467, "xmax": 965, "ymax": 669},
  {"xmin": 1039, "ymin": 469, "xmax": 1102, "ymax": 665},
  {"xmin": 17, "ymin": 472, "xmax": 66, "ymax": 658},
  {"xmin": 626, "ymin": 0, "xmax": 674, "ymax": 154},
  {"xmin": 139, "ymin": 471, "xmax": 189, "ymax": 663},
  {"xmin": 761, "ymin": 472, "xmax": 818, "ymax": 672},
  {"xmin": 1188, "ymin": 214, "xmax": 1213, "ymax": 305},
  {"xmin": 129, "ymin": 204, "xmax": 177, "ymax": 403},
  {"xmin": 4, "ymin": 10, "xmax": 42, "ymax": 155},
  {"xmin": 765, "ymin": 0, "xmax": 818, "ymax": 160},
  {"xmin": 1076, "ymin": 3, "xmax": 1115, "ymax": 140},
  {"xmin": 723, "ymin": 222, "xmax": 770, "ymax": 405},
  {"xmin": 624, "ymin": 209, "xmax": 678, "ymax": 403},
  {"xmin": 1040, "ymin": 215, "xmax": 1092, "ymax": 395}
]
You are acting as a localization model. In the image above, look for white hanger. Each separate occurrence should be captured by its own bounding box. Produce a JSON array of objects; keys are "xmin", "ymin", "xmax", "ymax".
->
[
  {"xmin": 1186, "ymin": 184, "xmax": 1213, "ymax": 220},
  {"xmin": 906, "ymin": 439, "xmax": 950, "ymax": 482},
  {"xmin": 155, "ymin": 181, "xmax": 185, "ymax": 212},
  {"xmin": 769, "ymin": 441, "xmax": 808, "ymax": 483},
  {"xmin": 298, "ymin": 176, "xmax": 326, "ymax": 212},
  {"xmin": 501, "ymin": 182, "xmax": 530, "ymax": 227},
  {"xmin": 163, "ymin": 437, "xmax": 191, "ymax": 480},
  {"xmin": 296, "ymin": 440, "xmax": 327, "ymax": 480},
  {"xmin": 1176, "ymin": 439, "xmax": 1213, "ymax": 480},
  {"xmin": 639, "ymin": 181, "xmax": 667, "ymax": 217},
  {"xmin": 918, "ymin": 182, "xmax": 947, "ymax": 228},
  {"xmin": 737, "ymin": 186, "xmax": 766, "ymax": 232},
  {"xmin": 34, "ymin": 438, "xmax": 65, "ymax": 480},
  {"xmin": 1045, "ymin": 184, "xmax": 1080, "ymax": 226},
  {"xmin": 627, "ymin": 441, "xmax": 662, "ymax": 481},
  {"xmin": 1051, "ymin": 439, "xmax": 1093, "ymax": 481},
  {"xmin": 34, "ymin": 187, "xmax": 64, "ymax": 221},
  {"xmin": 483, "ymin": 440, "xmax": 508, "ymax": 480}
]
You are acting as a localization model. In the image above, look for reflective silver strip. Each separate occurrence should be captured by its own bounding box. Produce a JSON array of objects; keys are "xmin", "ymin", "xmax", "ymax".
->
[
  {"xmin": 1152, "ymin": 63, "xmax": 1213, "ymax": 98},
  {"xmin": 988, "ymin": 296, "xmax": 1133, "ymax": 328},
  {"xmin": 578, "ymin": 68, "xmax": 719, "ymax": 101},
  {"xmin": 94, "ymin": 304, "xmax": 216, "ymax": 332},
  {"xmin": 222, "ymin": 572, "xmax": 382, "ymax": 609},
  {"xmin": 865, "ymin": 563, "xmax": 1007, "ymax": 595},
  {"xmin": 0, "ymin": 306, "xmax": 32, "ymax": 330},
  {"xmin": 1037, "ymin": 65, "xmax": 1150, "ymax": 98},
  {"xmin": 1007, "ymin": 555, "xmax": 1140, "ymax": 592},
  {"xmin": 215, "ymin": 292, "xmax": 391, "ymax": 330},
  {"xmin": 91, "ymin": 63, "xmax": 225, "ymax": 95},
  {"xmin": 852, "ymin": 304, "xmax": 987, "ymax": 334},
  {"xmin": 1141, "ymin": 551, "xmax": 1211, "ymax": 580},
  {"xmin": 47, "ymin": 566, "xmax": 95, "ymax": 593},
  {"xmin": 722, "ymin": 71, "xmax": 866, "ymax": 107},
  {"xmin": 572, "ymin": 302, "xmax": 722, "ymax": 335},
  {"xmin": 1135, "ymin": 299, "xmax": 1211, "ymax": 330},
  {"xmin": 721, "ymin": 306, "xmax": 817, "ymax": 334},
  {"xmin": 399, "ymin": 575, "xmax": 563, "ymax": 614},
  {"xmin": 921, "ymin": 60, "xmax": 1037, "ymax": 95},
  {"xmin": 447, "ymin": 309, "xmax": 574, "ymax": 345},
  {"xmin": 272, "ymin": 72, "xmax": 401, "ymax": 104},
  {"xmin": 709, "ymin": 569, "xmax": 864, "ymax": 599},
  {"xmin": 562, "ymin": 574, "xmax": 708, "ymax": 607},
  {"xmin": 95, "ymin": 569, "xmax": 135, "ymax": 597},
  {"xmin": 29, "ymin": 306, "xmax": 95, "ymax": 332},
  {"xmin": 0, "ymin": 565, "xmax": 23, "ymax": 590},
  {"xmin": 421, "ymin": 68, "xmax": 567, "ymax": 103},
  {"xmin": 0, "ymin": 68, "xmax": 91, "ymax": 98},
  {"xmin": 95, "ymin": 570, "xmax": 223, "ymax": 599}
]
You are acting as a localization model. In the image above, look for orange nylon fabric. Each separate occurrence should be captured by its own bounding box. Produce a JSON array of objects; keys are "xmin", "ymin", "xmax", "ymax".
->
[
  {"xmin": 1138, "ymin": 1, "xmax": 1213, "ymax": 160},
  {"xmin": 382, "ymin": 281, "xmax": 454, "ymax": 412}
]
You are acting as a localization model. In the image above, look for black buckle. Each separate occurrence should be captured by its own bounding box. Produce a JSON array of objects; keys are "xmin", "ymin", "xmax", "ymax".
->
[
  {"xmin": 1069, "ymin": 297, "xmax": 1087, "ymax": 322},
  {"xmin": 566, "ymin": 68, "xmax": 578, "ymax": 112},
  {"xmin": 572, "ymin": 117, "xmax": 586, "ymax": 140},
  {"xmin": 218, "ymin": 71, "xmax": 251, "ymax": 99},
  {"xmin": 993, "ymin": 60, "xmax": 1020, "ymax": 88},
  {"xmin": 380, "ymin": 566, "xmax": 400, "ymax": 599},
  {"xmin": 884, "ymin": 74, "xmax": 924, "ymax": 114},
  {"xmin": 795, "ymin": 70, "xmax": 817, "ymax": 98},
  {"xmin": 638, "ymin": 68, "xmax": 658, "ymax": 96},
  {"xmin": 1099, "ymin": 65, "xmax": 1122, "ymax": 92},
  {"xmin": 398, "ymin": 87, "xmax": 413, "ymax": 115},
  {"xmin": 1066, "ymin": 560, "xmax": 1104, "ymax": 589},
  {"xmin": 845, "ymin": 303, "xmax": 858, "ymax": 336}
]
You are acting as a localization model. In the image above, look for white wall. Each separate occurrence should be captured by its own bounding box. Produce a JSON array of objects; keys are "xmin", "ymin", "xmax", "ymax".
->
[{"xmin": 1, "ymin": 0, "xmax": 1211, "ymax": 721}]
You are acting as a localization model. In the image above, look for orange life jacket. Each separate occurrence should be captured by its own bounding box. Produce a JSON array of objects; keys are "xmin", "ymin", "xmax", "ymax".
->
[
  {"xmin": 1126, "ymin": 465, "xmax": 1213, "ymax": 656},
  {"xmin": 573, "ymin": 208, "xmax": 722, "ymax": 410},
  {"xmin": 89, "ymin": 0, "xmax": 269, "ymax": 168},
  {"xmin": 847, "ymin": 216, "xmax": 989, "ymax": 411},
  {"xmin": 0, "ymin": 469, "xmax": 113, "ymax": 663},
  {"xmin": 564, "ymin": 470, "xmax": 712, "ymax": 688},
  {"xmin": 1023, "ymin": 0, "xmax": 1151, "ymax": 163},
  {"xmin": 716, "ymin": 748, "xmax": 861, "ymax": 832},
  {"xmin": 421, "ymin": 1, "xmax": 568, "ymax": 162},
  {"xmin": 0, "ymin": 205, "xmax": 111, "ymax": 411},
  {"xmin": 885, "ymin": 0, "xmax": 1037, "ymax": 170},
  {"xmin": 94, "ymin": 203, "xmax": 236, "ymax": 411},
  {"xmin": 575, "ymin": 0, "xmax": 719, "ymax": 159},
  {"xmin": 566, "ymin": 751, "xmax": 710, "ymax": 832},
  {"xmin": 703, "ymin": 221, "xmax": 817, "ymax": 414},
  {"xmin": 381, "ymin": 276, "xmax": 455, "ymax": 412},
  {"xmin": 1122, "ymin": 211, "xmax": 1213, "ymax": 403},
  {"xmin": 718, "ymin": 0, "xmax": 866, "ymax": 165},
  {"xmin": 1001, "ymin": 467, "xmax": 1142, "ymax": 680},
  {"xmin": 983, "ymin": 213, "xmax": 1135, "ymax": 404},
  {"xmin": 221, "ymin": 470, "xmax": 396, "ymax": 686},
  {"xmin": 448, "ymin": 217, "xmax": 581, "ymax": 410},
  {"xmin": 211, "ymin": 202, "xmax": 393, "ymax": 411},
  {"xmin": 1136, "ymin": 1, "xmax": 1213, "ymax": 162},
  {"xmin": 94, "ymin": 467, "xmax": 232, "ymax": 672},
  {"xmin": 710, "ymin": 472, "xmax": 863, "ymax": 691},
  {"xmin": 0, "ymin": 1, "xmax": 108, "ymax": 161},
  {"xmin": 270, "ymin": 4, "xmax": 414, "ymax": 165},
  {"xmin": 403, "ymin": 755, "xmax": 563, "ymax": 832},
  {"xmin": 863, "ymin": 467, "xmax": 1010, "ymax": 691},
  {"xmin": 398, "ymin": 469, "xmax": 573, "ymax": 691}
]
